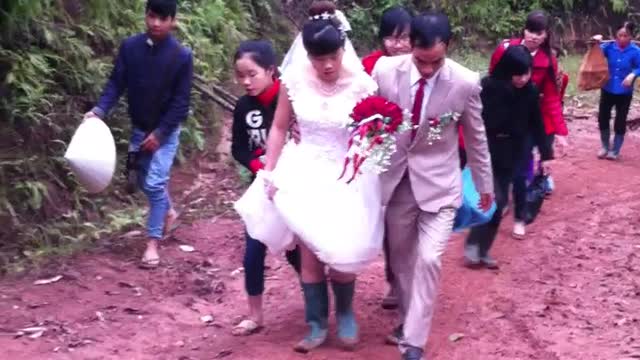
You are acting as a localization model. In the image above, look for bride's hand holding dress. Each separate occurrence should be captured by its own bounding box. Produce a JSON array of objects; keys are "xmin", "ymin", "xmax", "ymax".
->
[{"xmin": 262, "ymin": 85, "xmax": 294, "ymax": 199}]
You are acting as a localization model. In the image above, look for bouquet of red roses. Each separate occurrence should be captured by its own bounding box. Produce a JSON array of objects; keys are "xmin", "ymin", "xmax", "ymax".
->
[{"xmin": 338, "ymin": 96, "xmax": 412, "ymax": 183}]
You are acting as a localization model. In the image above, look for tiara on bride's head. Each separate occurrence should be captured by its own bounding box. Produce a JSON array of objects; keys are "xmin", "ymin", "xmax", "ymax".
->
[
  {"xmin": 309, "ymin": 12, "xmax": 335, "ymax": 21},
  {"xmin": 309, "ymin": 12, "xmax": 347, "ymax": 39}
]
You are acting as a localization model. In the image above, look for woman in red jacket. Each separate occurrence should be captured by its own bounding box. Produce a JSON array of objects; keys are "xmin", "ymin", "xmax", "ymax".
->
[
  {"xmin": 488, "ymin": 10, "xmax": 567, "ymax": 239},
  {"xmin": 490, "ymin": 11, "xmax": 568, "ymax": 140},
  {"xmin": 362, "ymin": 6, "xmax": 412, "ymax": 75}
]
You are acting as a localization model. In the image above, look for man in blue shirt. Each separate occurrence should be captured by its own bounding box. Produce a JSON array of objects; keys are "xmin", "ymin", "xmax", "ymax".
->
[
  {"xmin": 84, "ymin": 0, "xmax": 193, "ymax": 268},
  {"xmin": 593, "ymin": 22, "xmax": 640, "ymax": 160}
]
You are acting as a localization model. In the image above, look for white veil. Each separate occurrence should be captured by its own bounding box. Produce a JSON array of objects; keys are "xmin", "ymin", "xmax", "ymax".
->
[{"xmin": 279, "ymin": 10, "xmax": 363, "ymax": 75}]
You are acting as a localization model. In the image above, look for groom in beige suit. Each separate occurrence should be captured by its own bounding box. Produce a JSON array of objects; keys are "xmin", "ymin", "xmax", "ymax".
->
[{"xmin": 372, "ymin": 11, "xmax": 493, "ymax": 360}]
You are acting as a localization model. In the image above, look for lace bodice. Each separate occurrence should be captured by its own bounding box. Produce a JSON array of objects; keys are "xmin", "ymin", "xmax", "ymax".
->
[{"xmin": 282, "ymin": 64, "xmax": 377, "ymax": 162}]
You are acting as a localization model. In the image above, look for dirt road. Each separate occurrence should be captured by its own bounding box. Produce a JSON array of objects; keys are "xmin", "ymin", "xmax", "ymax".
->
[{"xmin": 1, "ymin": 117, "xmax": 639, "ymax": 360}]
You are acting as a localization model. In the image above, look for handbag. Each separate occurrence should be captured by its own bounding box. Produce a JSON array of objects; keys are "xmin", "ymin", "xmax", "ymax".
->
[
  {"xmin": 577, "ymin": 43, "xmax": 609, "ymax": 91},
  {"xmin": 524, "ymin": 174, "xmax": 547, "ymax": 224},
  {"xmin": 453, "ymin": 167, "xmax": 497, "ymax": 232}
]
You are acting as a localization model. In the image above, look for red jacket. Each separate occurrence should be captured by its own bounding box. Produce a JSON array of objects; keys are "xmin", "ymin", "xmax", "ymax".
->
[
  {"xmin": 362, "ymin": 50, "xmax": 385, "ymax": 75},
  {"xmin": 489, "ymin": 39, "xmax": 568, "ymax": 136}
]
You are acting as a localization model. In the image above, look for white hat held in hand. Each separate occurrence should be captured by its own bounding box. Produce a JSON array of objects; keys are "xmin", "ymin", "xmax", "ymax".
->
[{"xmin": 64, "ymin": 117, "xmax": 116, "ymax": 193}]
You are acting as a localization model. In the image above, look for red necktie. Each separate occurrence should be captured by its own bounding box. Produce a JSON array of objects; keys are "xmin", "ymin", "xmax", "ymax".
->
[{"xmin": 411, "ymin": 78, "xmax": 426, "ymax": 140}]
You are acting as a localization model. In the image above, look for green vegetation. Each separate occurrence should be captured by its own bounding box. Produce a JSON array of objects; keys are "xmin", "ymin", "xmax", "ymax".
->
[
  {"xmin": 0, "ymin": 0, "xmax": 284, "ymax": 270},
  {"xmin": 346, "ymin": 0, "xmax": 633, "ymax": 53}
]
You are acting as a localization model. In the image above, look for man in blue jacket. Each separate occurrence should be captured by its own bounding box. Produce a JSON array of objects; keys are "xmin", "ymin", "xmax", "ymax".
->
[{"xmin": 85, "ymin": 0, "xmax": 193, "ymax": 268}]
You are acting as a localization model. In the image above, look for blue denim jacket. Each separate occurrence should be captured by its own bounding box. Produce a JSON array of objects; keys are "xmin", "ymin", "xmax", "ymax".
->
[{"xmin": 601, "ymin": 41, "xmax": 640, "ymax": 95}]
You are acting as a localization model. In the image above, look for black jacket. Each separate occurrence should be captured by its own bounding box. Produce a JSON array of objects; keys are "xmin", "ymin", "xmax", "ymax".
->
[
  {"xmin": 480, "ymin": 77, "xmax": 553, "ymax": 173},
  {"xmin": 231, "ymin": 95, "xmax": 275, "ymax": 172}
]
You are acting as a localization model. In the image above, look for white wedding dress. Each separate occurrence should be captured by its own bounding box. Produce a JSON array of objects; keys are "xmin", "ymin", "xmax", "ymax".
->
[{"xmin": 235, "ymin": 61, "xmax": 384, "ymax": 274}]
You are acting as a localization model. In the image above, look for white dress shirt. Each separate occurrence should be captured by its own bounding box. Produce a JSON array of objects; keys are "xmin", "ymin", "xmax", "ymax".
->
[{"xmin": 409, "ymin": 63, "xmax": 440, "ymax": 124}]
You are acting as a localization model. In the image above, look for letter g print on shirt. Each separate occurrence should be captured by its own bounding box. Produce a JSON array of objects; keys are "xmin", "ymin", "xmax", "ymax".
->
[{"xmin": 246, "ymin": 110, "xmax": 267, "ymax": 149}]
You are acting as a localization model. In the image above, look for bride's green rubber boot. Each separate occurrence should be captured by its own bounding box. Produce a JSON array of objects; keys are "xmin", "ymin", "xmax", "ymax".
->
[
  {"xmin": 332, "ymin": 280, "xmax": 358, "ymax": 350},
  {"xmin": 293, "ymin": 281, "xmax": 329, "ymax": 353}
]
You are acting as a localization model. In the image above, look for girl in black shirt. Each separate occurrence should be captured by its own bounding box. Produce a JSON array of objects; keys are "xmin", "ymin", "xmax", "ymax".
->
[
  {"xmin": 231, "ymin": 40, "xmax": 300, "ymax": 336},
  {"xmin": 464, "ymin": 45, "xmax": 553, "ymax": 269}
]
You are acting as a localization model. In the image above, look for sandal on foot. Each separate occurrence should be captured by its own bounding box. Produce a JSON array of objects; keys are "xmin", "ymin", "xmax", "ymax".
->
[
  {"xmin": 232, "ymin": 319, "xmax": 263, "ymax": 336},
  {"xmin": 139, "ymin": 257, "xmax": 160, "ymax": 269},
  {"xmin": 139, "ymin": 245, "xmax": 160, "ymax": 269}
]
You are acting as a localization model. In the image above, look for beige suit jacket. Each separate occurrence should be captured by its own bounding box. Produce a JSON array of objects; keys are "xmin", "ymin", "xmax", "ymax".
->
[{"xmin": 372, "ymin": 54, "xmax": 493, "ymax": 212}]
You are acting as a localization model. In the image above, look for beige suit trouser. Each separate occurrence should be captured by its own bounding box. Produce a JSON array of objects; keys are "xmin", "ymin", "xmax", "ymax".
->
[{"xmin": 385, "ymin": 174, "xmax": 455, "ymax": 351}]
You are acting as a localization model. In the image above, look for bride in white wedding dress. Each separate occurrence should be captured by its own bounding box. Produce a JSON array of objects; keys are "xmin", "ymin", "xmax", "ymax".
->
[{"xmin": 234, "ymin": 1, "xmax": 383, "ymax": 353}]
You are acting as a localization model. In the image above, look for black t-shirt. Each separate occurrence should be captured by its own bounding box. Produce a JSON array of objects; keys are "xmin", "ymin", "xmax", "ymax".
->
[{"xmin": 231, "ymin": 94, "xmax": 276, "ymax": 170}]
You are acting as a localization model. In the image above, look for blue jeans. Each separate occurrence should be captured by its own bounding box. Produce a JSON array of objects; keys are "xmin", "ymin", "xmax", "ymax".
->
[
  {"xmin": 244, "ymin": 233, "xmax": 300, "ymax": 296},
  {"xmin": 129, "ymin": 127, "xmax": 181, "ymax": 239}
]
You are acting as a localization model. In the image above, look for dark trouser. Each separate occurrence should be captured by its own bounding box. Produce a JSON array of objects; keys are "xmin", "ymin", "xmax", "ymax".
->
[
  {"xmin": 465, "ymin": 170, "xmax": 516, "ymax": 257},
  {"xmin": 244, "ymin": 233, "xmax": 300, "ymax": 296},
  {"xmin": 598, "ymin": 89, "xmax": 632, "ymax": 136},
  {"xmin": 383, "ymin": 230, "xmax": 394, "ymax": 283}
]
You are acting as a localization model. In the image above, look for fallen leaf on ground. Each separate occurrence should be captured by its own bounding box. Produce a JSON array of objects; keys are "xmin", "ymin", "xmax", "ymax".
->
[
  {"xmin": 16, "ymin": 326, "xmax": 47, "ymax": 339},
  {"xmin": 200, "ymin": 315, "xmax": 214, "ymax": 324},
  {"xmin": 616, "ymin": 318, "xmax": 628, "ymax": 326},
  {"xmin": 230, "ymin": 267, "xmax": 244, "ymax": 276},
  {"xmin": 68, "ymin": 338, "xmax": 95, "ymax": 348},
  {"xmin": 448, "ymin": 333, "xmax": 465, "ymax": 342},
  {"xmin": 27, "ymin": 302, "xmax": 49, "ymax": 309},
  {"xmin": 215, "ymin": 350, "xmax": 233, "ymax": 358},
  {"xmin": 123, "ymin": 308, "xmax": 149, "ymax": 315},
  {"xmin": 117, "ymin": 281, "xmax": 135, "ymax": 288},
  {"xmin": 179, "ymin": 245, "xmax": 196, "ymax": 253},
  {"xmin": 95, "ymin": 312, "xmax": 106, "ymax": 322},
  {"xmin": 34, "ymin": 275, "xmax": 63, "ymax": 285}
]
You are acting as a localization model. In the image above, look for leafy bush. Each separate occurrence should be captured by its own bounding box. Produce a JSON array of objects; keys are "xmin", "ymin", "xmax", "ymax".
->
[
  {"xmin": 344, "ymin": 0, "xmax": 633, "ymax": 54},
  {"xmin": 0, "ymin": 0, "xmax": 266, "ymax": 267}
]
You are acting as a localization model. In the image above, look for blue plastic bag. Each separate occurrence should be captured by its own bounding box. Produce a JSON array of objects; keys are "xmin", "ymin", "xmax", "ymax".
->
[{"xmin": 453, "ymin": 167, "xmax": 497, "ymax": 232}]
